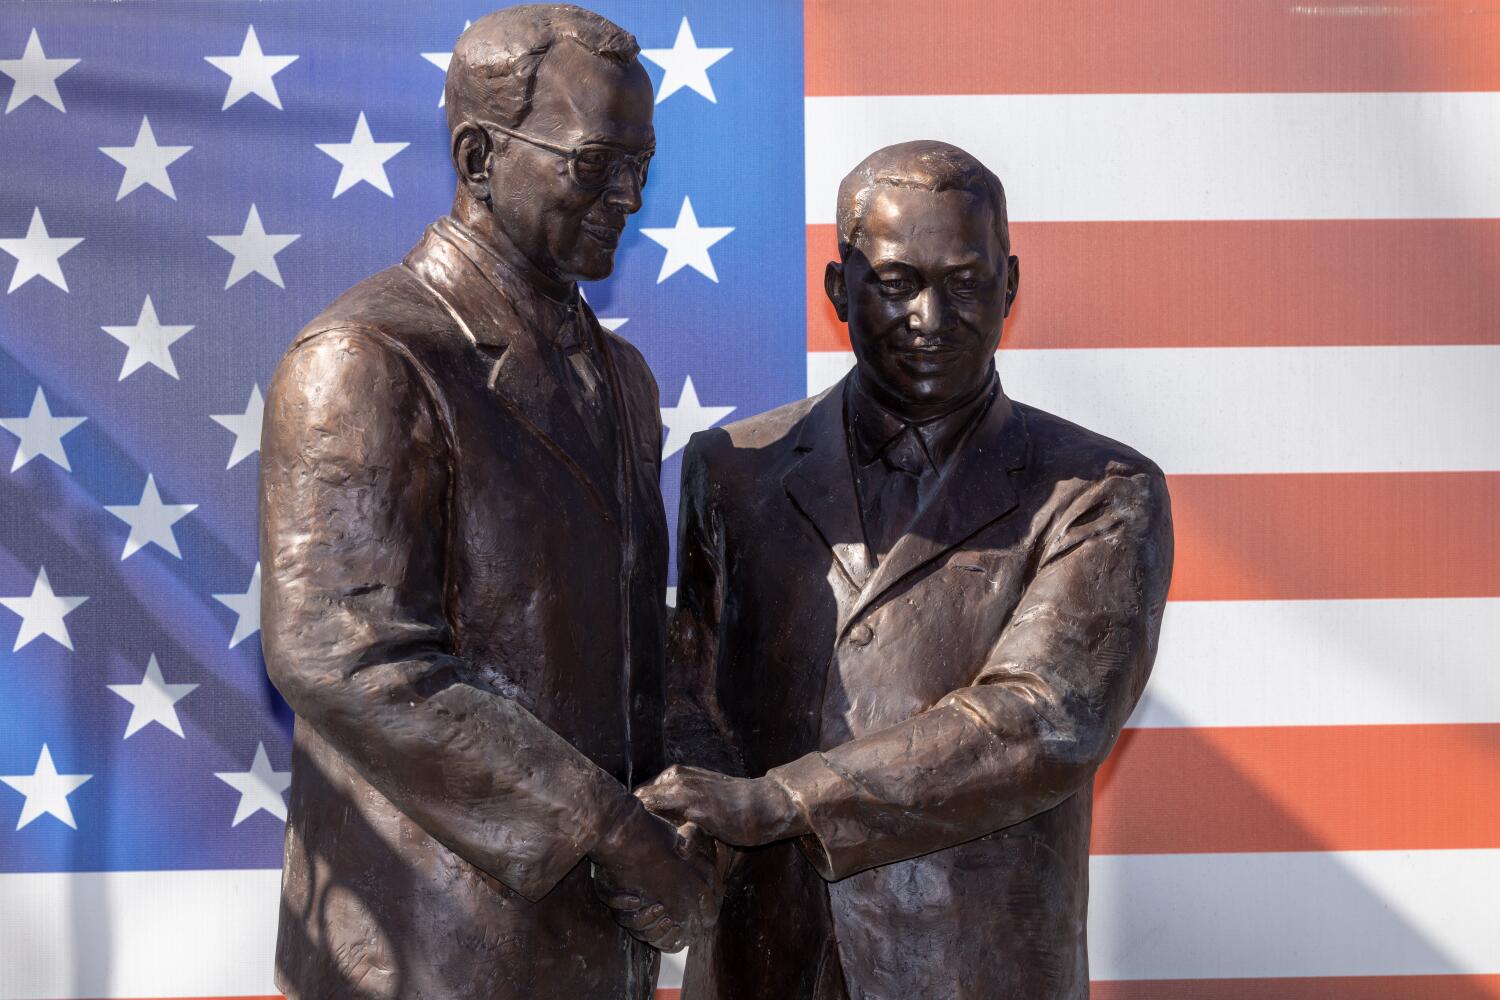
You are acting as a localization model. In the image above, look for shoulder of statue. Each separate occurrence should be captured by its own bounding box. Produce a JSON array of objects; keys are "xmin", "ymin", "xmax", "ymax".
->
[{"xmin": 1012, "ymin": 399, "xmax": 1166, "ymax": 498}]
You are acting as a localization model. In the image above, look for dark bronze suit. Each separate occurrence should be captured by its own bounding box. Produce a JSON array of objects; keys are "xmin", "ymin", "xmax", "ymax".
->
[
  {"xmin": 667, "ymin": 375, "xmax": 1173, "ymax": 999},
  {"xmin": 259, "ymin": 218, "xmax": 668, "ymax": 999}
]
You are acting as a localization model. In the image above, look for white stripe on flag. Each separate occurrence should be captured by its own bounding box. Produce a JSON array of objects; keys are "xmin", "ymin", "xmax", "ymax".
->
[
  {"xmin": 1089, "ymin": 849, "xmax": 1500, "ymax": 980},
  {"xmin": 4, "ymin": 854, "xmax": 1500, "ymax": 995},
  {"xmin": 805, "ymin": 92, "xmax": 1500, "ymax": 223},
  {"xmin": 805, "ymin": 345, "xmax": 1500, "ymax": 474},
  {"xmin": 1132, "ymin": 598, "xmax": 1500, "ymax": 729},
  {"xmin": 0, "ymin": 868, "xmax": 281, "ymax": 1000},
  {"xmin": 660, "ymin": 950, "xmax": 687, "ymax": 990}
]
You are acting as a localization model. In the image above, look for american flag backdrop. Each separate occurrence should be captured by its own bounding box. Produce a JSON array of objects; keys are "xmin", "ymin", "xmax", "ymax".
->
[{"xmin": 0, "ymin": 1, "xmax": 1497, "ymax": 998}]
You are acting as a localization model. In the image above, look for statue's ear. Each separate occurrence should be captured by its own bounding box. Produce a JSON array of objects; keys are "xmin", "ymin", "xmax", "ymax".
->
[
  {"xmin": 1003, "ymin": 254, "xmax": 1020, "ymax": 318},
  {"xmin": 824, "ymin": 259, "xmax": 849, "ymax": 322},
  {"xmin": 452, "ymin": 123, "xmax": 492, "ymax": 200}
]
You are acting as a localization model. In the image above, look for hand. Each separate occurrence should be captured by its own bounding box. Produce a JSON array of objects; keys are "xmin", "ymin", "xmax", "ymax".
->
[
  {"xmin": 636, "ymin": 765, "xmax": 807, "ymax": 848},
  {"xmin": 589, "ymin": 797, "xmax": 724, "ymax": 952}
]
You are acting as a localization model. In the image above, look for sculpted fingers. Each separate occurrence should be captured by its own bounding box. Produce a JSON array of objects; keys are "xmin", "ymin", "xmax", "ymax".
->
[
  {"xmin": 611, "ymin": 901, "xmax": 689, "ymax": 952},
  {"xmin": 589, "ymin": 796, "xmax": 722, "ymax": 948},
  {"xmin": 616, "ymin": 901, "xmax": 668, "ymax": 932},
  {"xmin": 650, "ymin": 926, "xmax": 690, "ymax": 953},
  {"xmin": 635, "ymin": 769, "xmax": 695, "ymax": 823}
]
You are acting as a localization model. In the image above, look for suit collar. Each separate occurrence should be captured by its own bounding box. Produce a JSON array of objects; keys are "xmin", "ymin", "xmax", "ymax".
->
[
  {"xmin": 783, "ymin": 371, "xmax": 1030, "ymax": 631},
  {"xmin": 782, "ymin": 381, "xmax": 873, "ymax": 590},
  {"xmin": 415, "ymin": 216, "xmax": 579, "ymax": 349},
  {"xmin": 401, "ymin": 221, "xmax": 621, "ymax": 520},
  {"xmin": 848, "ymin": 386, "xmax": 1026, "ymax": 628},
  {"xmin": 439, "ymin": 216, "xmax": 579, "ymax": 323},
  {"xmin": 846, "ymin": 368, "xmax": 995, "ymax": 474}
]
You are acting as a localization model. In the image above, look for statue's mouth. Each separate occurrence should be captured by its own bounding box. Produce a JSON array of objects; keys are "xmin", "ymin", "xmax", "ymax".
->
[{"xmin": 581, "ymin": 221, "xmax": 623, "ymax": 248}]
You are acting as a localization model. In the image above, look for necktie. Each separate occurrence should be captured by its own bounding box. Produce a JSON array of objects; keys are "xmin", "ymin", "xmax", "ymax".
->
[
  {"xmin": 865, "ymin": 428, "xmax": 927, "ymax": 562},
  {"xmin": 557, "ymin": 307, "xmax": 611, "ymax": 454}
]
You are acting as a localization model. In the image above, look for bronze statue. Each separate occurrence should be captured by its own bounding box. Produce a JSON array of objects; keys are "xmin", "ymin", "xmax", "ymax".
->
[
  {"xmin": 258, "ymin": 6, "xmax": 718, "ymax": 998},
  {"xmin": 641, "ymin": 141, "xmax": 1175, "ymax": 999}
]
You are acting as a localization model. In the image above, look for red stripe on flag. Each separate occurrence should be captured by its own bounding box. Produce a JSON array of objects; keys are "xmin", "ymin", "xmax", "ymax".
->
[
  {"xmin": 1168, "ymin": 473, "xmax": 1500, "ymax": 601},
  {"xmin": 96, "ymin": 978, "xmax": 1500, "ymax": 999},
  {"xmin": 1094, "ymin": 724, "xmax": 1500, "ymax": 854},
  {"xmin": 805, "ymin": 221, "xmax": 1500, "ymax": 351},
  {"xmin": 667, "ymin": 978, "xmax": 1500, "ymax": 999},
  {"xmin": 804, "ymin": 0, "xmax": 1500, "ymax": 96},
  {"xmin": 98, "ymin": 982, "xmax": 1500, "ymax": 999},
  {"xmin": 1092, "ymin": 976, "xmax": 1500, "ymax": 999}
]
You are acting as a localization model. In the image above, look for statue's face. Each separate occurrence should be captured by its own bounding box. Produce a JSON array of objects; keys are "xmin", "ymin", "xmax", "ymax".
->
[
  {"xmin": 486, "ymin": 43, "xmax": 655, "ymax": 283},
  {"xmin": 831, "ymin": 186, "xmax": 1018, "ymax": 414}
]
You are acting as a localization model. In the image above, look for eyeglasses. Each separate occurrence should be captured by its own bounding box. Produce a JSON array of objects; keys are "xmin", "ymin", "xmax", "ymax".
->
[{"xmin": 476, "ymin": 120, "xmax": 653, "ymax": 191}]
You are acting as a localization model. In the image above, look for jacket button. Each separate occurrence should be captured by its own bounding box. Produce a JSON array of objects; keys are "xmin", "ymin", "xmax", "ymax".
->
[{"xmin": 847, "ymin": 623, "xmax": 874, "ymax": 647}]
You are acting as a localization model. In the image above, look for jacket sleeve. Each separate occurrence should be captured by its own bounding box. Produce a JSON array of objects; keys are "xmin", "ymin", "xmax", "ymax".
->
[
  {"xmin": 768, "ymin": 463, "xmax": 1174, "ymax": 880},
  {"xmin": 662, "ymin": 431, "xmax": 747, "ymax": 777},
  {"xmin": 259, "ymin": 327, "xmax": 630, "ymax": 901}
]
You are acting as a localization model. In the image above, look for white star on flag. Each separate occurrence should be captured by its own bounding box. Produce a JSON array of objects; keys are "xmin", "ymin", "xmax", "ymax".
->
[
  {"xmin": 99, "ymin": 116, "xmax": 192, "ymax": 201},
  {"xmin": 0, "ymin": 29, "xmax": 78, "ymax": 114},
  {"xmin": 100, "ymin": 295, "xmax": 195, "ymax": 380},
  {"xmin": 0, "ymin": 207, "xmax": 83, "ymax": 294},
  {"xmin": 215, "ymin": 742, "xmax": 290, "ymax": 826},
  {"xmin": 641, "ymin": 18, "xmax": 732, "ymax": 104},
  {"xmin": 0, "ymin": 566, "xmax": 87, "ymax": 652},
  {"xmin": 0, "ymin": 387, "xmax": 85, "ymax": 472},
  {"xmin": 105, "ymin": 474, "xmax": 197, "ymax": 561},
  {"xmin": 421, "ymin": 21, "xmax": 470, "ymax": 106},
  {"xmin": 641, "ymin": 197, "xmax": 733, "ymax": 283},
  {"xmin": 214, "ymin": 562, "xmax": 261, "ymax": 649},
  {"xmin": 205, "ymin": 25, "xmax": 298, "ymax": 111},
  {"xmin": 316, "ymin": 112, "xmax": 410, "ymax": 198},
  {"xmin": 661, "ymin": 377, "xmax": 735, "ymax": 458},
  {"xmin": 107, "ymin": 654, "xmax": 198, "ymax": 739},
  {"xmin": 211, "ymin": 385, "xmax": 264, "ymax": 469},
  {"xmin": 1, "ymin": 745, "xmax": 91, "ymax": 830},
  {"xmin": 209, "ymin": 204, "xmax": 299, "ymax": 289}
]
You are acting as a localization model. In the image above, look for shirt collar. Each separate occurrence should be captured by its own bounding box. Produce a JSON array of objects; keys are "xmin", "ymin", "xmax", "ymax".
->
[{"xmin": 846, "ymin": 366, "xmax": 998, "ymax": 472}]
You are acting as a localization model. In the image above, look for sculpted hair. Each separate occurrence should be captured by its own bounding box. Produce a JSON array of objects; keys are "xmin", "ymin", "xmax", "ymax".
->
[
  {"xmin": 836, "ymin": 140, "xmax": 1011, "ymax": 258},
  {"xmin": 444, "ymin": 3, "xmax": 639, "ymax": 134}
]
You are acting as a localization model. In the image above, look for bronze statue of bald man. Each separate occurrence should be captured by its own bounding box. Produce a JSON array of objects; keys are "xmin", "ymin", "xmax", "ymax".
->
[
  {"xmin": 259, "ymin": 6, "xmax": 718, "ymax": 998},
  {"xmin": 642, "ymin": 141, "xmax": 1174, "ymax": 999}
]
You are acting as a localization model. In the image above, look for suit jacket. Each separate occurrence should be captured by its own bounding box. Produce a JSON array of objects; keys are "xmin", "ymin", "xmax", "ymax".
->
[
  {"xmin": 259, "ymin": 218, "xmax": 669, "ymax": 1000},
  {"xmin": 666, "ymin": 374, "xmax": 1173, "ymax": 1000}
]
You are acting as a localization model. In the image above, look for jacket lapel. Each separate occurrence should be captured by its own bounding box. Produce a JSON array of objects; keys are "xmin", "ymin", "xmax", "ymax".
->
[
  {"xmin": 402, "ymin": 223, "xmax": 619, "ymax": 520},
  {"xmin": 781, "ymin": 378, "xmax": 874, "ymax": 591},
  {"xmin": 844, "ymin": 389, "xmax": 1029, "ymax": 631},
  {"xmin": 583, "ymin": 296, "xmax": 639, "ymax": 513}
]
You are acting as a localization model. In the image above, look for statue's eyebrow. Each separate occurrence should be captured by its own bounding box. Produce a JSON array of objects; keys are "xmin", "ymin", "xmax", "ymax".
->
[
  {"xmin": 575, "ymin": 131, "xmax": 656, "ymax": 151},
  {"xmin": 867, "ymin": 257, "xmax": 917, "ymax": 270},
  {"xmin": 867, "ymin": 254, "xmax": 988, "ymax": 271}
]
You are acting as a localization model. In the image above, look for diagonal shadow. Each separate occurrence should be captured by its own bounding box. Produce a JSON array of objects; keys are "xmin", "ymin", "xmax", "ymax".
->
[
  {"xmin": 0, "ymin": 343, "xmax": 288, "ymax": 997},
  {"xmin": 1092, "ymin": 696, "xmax": 1496, "ymax": 994}
]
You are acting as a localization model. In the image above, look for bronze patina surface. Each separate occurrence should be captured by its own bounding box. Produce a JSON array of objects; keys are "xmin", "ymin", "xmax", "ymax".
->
[
  {"xmin": 642, "ymin": 141, "xmax": 1175, "ymax": 999},
  {"xmin": 259, "ymin": 7, "xmax": 718, "ymax": 998}
]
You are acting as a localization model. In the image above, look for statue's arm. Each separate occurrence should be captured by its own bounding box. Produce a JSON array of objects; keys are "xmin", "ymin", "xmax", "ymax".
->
[
  {"xmin": 259, "ymin": 327, "xmax": 629, "ymax": 901},
  {"xmin": 663, "ymin": 431, "xmax": 746, "ymax": 777},
  {"xmin": 769, "ymin": 464, "xmax": 1174, "ymax": 881}
]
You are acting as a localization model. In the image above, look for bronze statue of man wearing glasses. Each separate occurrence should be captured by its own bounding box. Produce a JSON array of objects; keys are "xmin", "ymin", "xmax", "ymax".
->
[{"xmin": 258, "ymin": 6, "xmax": 719, "ymax": 999}]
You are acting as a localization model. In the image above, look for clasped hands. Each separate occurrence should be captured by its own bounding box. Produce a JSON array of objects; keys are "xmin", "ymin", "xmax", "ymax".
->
[{"xmin": 590, "ymin": 765, "xmax": 808, "ymax": 951}]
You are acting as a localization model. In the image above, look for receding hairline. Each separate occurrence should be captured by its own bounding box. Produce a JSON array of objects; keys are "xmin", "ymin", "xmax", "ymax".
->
[
  {"xmin": 444, "ymin": 4, "xmax": 641, "ymax": 133},
  {"xmin": 836, "ymin": 142, "xmax": 1011, "ymax": 258}
]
